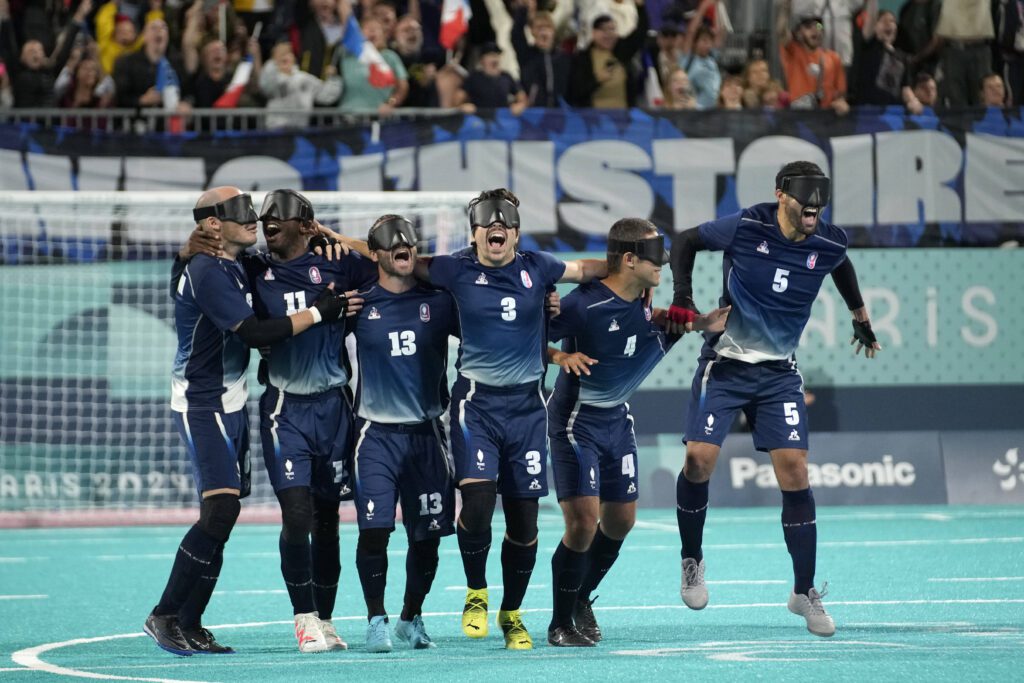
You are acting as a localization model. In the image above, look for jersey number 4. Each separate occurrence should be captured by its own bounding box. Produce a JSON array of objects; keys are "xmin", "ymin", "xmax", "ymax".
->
[{"xmin": 388, "ymin": 330, "xmax": 417, "ymax": 356}]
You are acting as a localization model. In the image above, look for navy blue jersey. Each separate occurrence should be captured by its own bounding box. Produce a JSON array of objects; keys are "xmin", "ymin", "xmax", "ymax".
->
[
  {"xmin": 549, "ymin": 281, "xmax": 674, "ymax": 409},
  {"xmin": 349, "ymin": 283, "xmax": 458, "ymax": 423},
  {"xmin": 245, "ymin": 252, "xmax": 376, "ymax": 395},
  {"xmin": 428, "ymin": 250, "xmax": 566, "ymax": 386},
  {"xmin": 172, "ymin": 255, "xmax": 254, "ymax": 412},
  {"xmin": 700, "ymin": 203, "xmax": 848, "ymax": 362}
]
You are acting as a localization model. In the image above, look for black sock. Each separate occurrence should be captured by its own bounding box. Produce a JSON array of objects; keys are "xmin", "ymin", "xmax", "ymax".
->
[
  {"xmin": 310, "ymin": 536, "xmax": 340, "ymax": 620},
  {"xmin": 279, "ymin": 533, "xmax": 316, "ymax": 615},
  {"xmin": 178, "ymin": 544, "xmax": 223, "ymax": 630},
  {"xmin": 401, "ymin": 538, "xmax": 440, "ymax": 621},
  {"xmin": 356, "ymin": 545, "xmax": 388, "ymax": 618},
  {"xmin": 549, "ymin": 541, "xmax": 586, "ymax": 629},
  {"xmin": 578, "ymin": 527, "xmax": 623, "ymax": 601},
  {"xmin": 781, "ymin": 488, "xmax": 817, "ymax": 595},
  {"xmin": 499, "ymin": 539, "xmax": 537, "ymax": 612},
  {"xmin": 154, "ymin": 524, "xmax": 221, "ymax": 616},
  {"xmin": 457, "ymin": 524, "xmax": 491, "ymax": 590},
  {"xmin": 676, "ymin": 471, "xmax": 709, "ymax": 561}
]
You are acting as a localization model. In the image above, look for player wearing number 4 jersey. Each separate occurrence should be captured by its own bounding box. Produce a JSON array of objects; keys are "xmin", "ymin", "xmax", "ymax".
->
[
  {"xmin": 545, "ymin": 218, "xmax": 730, "ymax": 647},
  {"xmin": 665, "ymin": 161, "xmax": 882, "ymax": 638}
]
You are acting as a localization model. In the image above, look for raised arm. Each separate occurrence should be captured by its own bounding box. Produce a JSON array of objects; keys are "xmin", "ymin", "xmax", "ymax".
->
[{"xmin": 559, "ymin": 258, "xmax": 607, "ymax": 283}]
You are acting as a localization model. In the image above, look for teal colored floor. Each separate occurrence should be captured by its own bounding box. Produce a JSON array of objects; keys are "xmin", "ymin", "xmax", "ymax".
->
[{"xmin": 2, "ymin": 506, "xmax": 1023, "ymax": 682}]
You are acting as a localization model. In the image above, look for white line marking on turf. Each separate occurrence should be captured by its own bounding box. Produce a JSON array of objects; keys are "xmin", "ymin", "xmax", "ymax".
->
[
  {"xmin": 706, "ymin": 580, "xmax": 787, "ymax": 585},
  {"xmin": 928, "ymin": 577, "xmax": 1024, "ymax": 583},
  {"xmin": 212, "ymin": 589, "xmax": 287, "ymax": 595},
  {"xmin": 0, "ymin": 594, "xmax": 47, "ymax": 600}
]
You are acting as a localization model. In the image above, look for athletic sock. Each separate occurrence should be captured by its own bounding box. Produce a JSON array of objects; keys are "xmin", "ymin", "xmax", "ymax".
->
[
  {"xmin": 356, "ymin": 545, "xmax": 388, "ymax": 618},
  {"xmin": 499, "ymin": 539, "xmax": 537, "ymax": 612},
  {"xmin": 311, "ymin": 535, "xmax": 340, "ymax": 620},
  {"xmin": 781, "ymin": 488, "xmax": 817, "ymax": 595},
  {"xmin": 154, "ymin": 524, "xmax": 221, "ymax": 616},
  {"xmin": 457, "ymin": 524, "xmax": 491, "ymax": 590},
  {"xmin": 676, "ymin": 471, "xmax": 709, "ymax": 561},
  {"xmin": 578, "ymin": 527, "xmax": 623, "ymax": 601},
  {"xmin": 178, "ymin": 544, "xmax": 223, "ymax": 629},
  {"xmin": 401, "ymin": 539, "xmax": 439, "ymax": 622},
  {"xmin": 279, "ymin": 533, "xmax": 316, "ymax": 615},
  {"xmin": 549, "ymin": 541, "xmax": 586, "ymax": 629}
]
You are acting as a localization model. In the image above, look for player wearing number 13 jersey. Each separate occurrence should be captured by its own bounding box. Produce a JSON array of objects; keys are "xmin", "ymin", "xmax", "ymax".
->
[
  {"xmin": 666, "ymin": 162, "xmax": 882, "ymax": 638},
  {"xmin": 418, "ymin": 189, "xmax": 608, "ymax": 650}
]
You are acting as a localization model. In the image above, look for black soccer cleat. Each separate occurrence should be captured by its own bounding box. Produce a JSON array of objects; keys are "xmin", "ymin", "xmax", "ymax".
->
[
  {"xmin": 181, "ymin": 626, "xmax": 235, "ymax": 654},
  {"xmin": 547, "ymin": 625, "xmax": 596, "ymax": 647},
  {"xmin": 573, "ymin": 596, "xmax": 602, "ymax": 643},
  {"xmin": 143, "ymin": 613, "xmax": 192, "ymax": 656}
]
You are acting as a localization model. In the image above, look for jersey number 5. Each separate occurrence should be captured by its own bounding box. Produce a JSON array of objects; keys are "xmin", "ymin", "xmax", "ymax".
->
[
  {"xmin": 772, "ymin": 268, "xmax": 790, "ymax": 293},
  {"xmin": 388, "ymin": 330, "xmax": 417, "ymax": 356}
]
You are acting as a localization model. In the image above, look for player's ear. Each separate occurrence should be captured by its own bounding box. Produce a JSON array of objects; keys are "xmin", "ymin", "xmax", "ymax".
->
[{"xmin": 369, "ymin": 250, "xmax": 380, "ymax": 263}]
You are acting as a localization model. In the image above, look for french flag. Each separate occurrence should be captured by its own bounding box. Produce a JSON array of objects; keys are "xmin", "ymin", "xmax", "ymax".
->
[
  {"xmin": 342, "ymin": 14, "xmax": 395, "ymax": 89},
  {"xmin": 213, "ymin": 56, "xmax": 253, "ymax": 108},
  {"xmin": 439, "ymin": 0, "xmax": 471, "ymax": 50}
]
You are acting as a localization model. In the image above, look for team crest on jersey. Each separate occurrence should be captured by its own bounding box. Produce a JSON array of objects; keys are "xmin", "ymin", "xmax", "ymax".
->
[
  {"xmin": 264, "ymin": 268, "xmax": 275, "ymax": 281},
  {"xmin": 520, "ymin": 270, "xmax": 533, "ymax": 288},
  {"xmin": 608, "ymin": 319, "xmax": 620, "ymax": 332},
  {"xmin": 309, "ymin": 266, "xmax": 322, "ymax": 284},
  {"xmin": 368, "ymin": 307, "xmax": 381, "ymax": 320},
  {"xmin": 419, "ymin": 303, "xmax": 430, "ymax": 322},
  {"xmin": 475, "ymin": 273, "xmax": 488, "ymax": 285},
  {"xmin": 806, "ymin": 251, "xmax": 819, "ymax": 270},
  {"xmin": 756, "ymin": 241, "xmax": 770, "ymax": 255},
  {"xmin": 644, "ymin": 307, "xmax": 652, "ymax": 321}
]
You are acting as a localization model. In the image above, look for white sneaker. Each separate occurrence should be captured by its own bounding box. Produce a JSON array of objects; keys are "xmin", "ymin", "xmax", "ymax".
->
[
  {"xmin": 680, "ymin": 558, "xmax": 708, "ymax": 610},
  {"xmin": 319, "ymin": 618, "xmax": 348, "ymax": 651},
  {"xmin": 788, "ymin": 585, "xmax": 836, "ymax": 637},
  {"xmin": 294, "ymin": 612, "xmax": 330, "ymax": 653}
]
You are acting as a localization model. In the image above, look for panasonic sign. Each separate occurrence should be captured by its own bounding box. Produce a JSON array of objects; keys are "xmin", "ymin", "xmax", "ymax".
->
[{"xmin": 730, "ymin": 455, "xmax": 917, "ymax": 489}]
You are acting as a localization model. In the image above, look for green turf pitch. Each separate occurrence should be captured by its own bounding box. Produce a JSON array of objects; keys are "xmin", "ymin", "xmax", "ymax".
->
[{"xmin": 2, "ymin": 505, "xmax": 1023, "ymax": 682}]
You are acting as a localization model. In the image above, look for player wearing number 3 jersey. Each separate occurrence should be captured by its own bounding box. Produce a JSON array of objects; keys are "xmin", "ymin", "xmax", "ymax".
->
[{"xmin": 666, "ymin": 161, "xmax": 882, "ymax": 638}]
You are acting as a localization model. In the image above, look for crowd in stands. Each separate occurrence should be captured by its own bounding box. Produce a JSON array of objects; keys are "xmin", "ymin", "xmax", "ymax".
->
[{"xmin": 0, "ymin": 0, "xmax": 1021, "ymax": 125}]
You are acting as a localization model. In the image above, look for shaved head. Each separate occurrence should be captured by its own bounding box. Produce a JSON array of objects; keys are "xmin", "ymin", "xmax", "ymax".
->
[{"xmin": 195, "ymin": 186, "xmax": 243, "ymax": 210}]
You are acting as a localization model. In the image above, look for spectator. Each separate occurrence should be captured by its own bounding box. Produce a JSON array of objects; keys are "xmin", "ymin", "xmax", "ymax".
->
[
  {"xmin": 456, "ymin": 41, "xmax": 527, "ymax": 113},
  {"xmin": 791, "ymin": 0, "xmax": 860, "ymax": 67},
  {"xmin": 994, "ymin": 0, "xmax": 1023, "ymax": 106},
  {"xmin": 336, "ymin": 16, "xmax": 408, "ymax": 113},
  {"xmin": 295, "ymin": 0, "xmax": 345, "ymax": 79},
  {"xmin": 509, "ymin": 6, "xmax": 569, "ymax": 106},
  {"xmin": 980, "ymin": 72, "xmax": 1007, "ymax": 106},
  {"xmin": 895, "ymin": 0, "xmax": 942, "ymax": 78},
  {"xmin": 113, "ymin": 17, "xmax": 187, "ymax": 109},
  {"xmin": 568, "ymin": 5, "xmax": 648, "ymax": 108},
  {"xmin": 393, "ymin": 15, "xmax": 443, "ymax": 107},
  {"xmin": 0, "ymin": 59, "xmax": 11, "ymax": 108},
  {"xmin": 96, "ymin": 1, "xmax": 164, "ymax": 74},
  {"xmin": 679, "ymin": 0, "xmax": 724, "ymax": 110},
  {"xmin": 56, "ymin": 54, "xmax": 115, "ymax": 108},
  {"xmin": 192, "ymin": 40, "xmax": 232, "ymax": 106},
  {"xmin": 761, "ymin": 79, "xmax": 786, "ymax": 109},
  {"xmin": 912, "ymin": 70, "xmax": 937, "ymax": 107},
  {"xmin": 260, "ymin": 41, "xmax": 342, "ymax": 127},
  {"xmin": 373, "ymin": 0, "xmax": 398, "ymax": 42},
  {"xmin": 648, "ymin": 22, "xmax": 681, "ymax": 92},
  {"xmin": 777, "ymin": 0, "xmax": 849, "ymax": 114},
  {"xmin": 850, "ymin": 2, "xmax": 921, "ymax": 113},
  {"xmin": 662, "ymin": 65, "xmax": 696, "ymax": 109},
  {"xmin": 717, "ymin": 73, "xmax": 742, "ymax": 109},
  {"xmin": 741, "ymin": 57, "xmax": 770, "ymax": 108},
  {"xmin": 933, "ymin": 0, "xmax": 994, "ymax": 107},
  {"xmin": 435, "ymin": 62, "xmax": 467, "ymax": 108},
  {"xmin": 1, "ymin": 0, "xmax": 91, "ymax": 107}
]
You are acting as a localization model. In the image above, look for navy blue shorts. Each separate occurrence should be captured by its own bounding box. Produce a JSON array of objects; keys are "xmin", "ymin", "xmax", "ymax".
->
[
  {"xmin": 449, "ymin": 375, "xmax": 548, "ymax": 498},
  {"xmin": 173, "ymin": 407, "xmax": 251, "ymax": 498},
  {"xmin": 684, "ymin": 356, "xmax": 808, "ymax": 452},
  {"xmin": 353, "ymin": 418, "xmax": 455, "ymax": 542},
  {"xmin": 259, "ymin": 386, "xmax": 355, "ymax": 501},
  {"xmin": 549, "ymin": 401, "xmax": 639, "ymax": 502}
]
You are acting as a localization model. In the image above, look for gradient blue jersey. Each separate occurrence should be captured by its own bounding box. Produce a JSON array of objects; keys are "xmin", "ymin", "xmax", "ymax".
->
[
  {"xmin": 700, "ymin": 203, "xmax": 848, "ymax": 362},
  {"xmin": 245, "ymin": 252, "xmax": 376, "ymax": 395},
  {"xmin": 549, "ymin": 281, "xmax": 675, "ymax": 409},
  {"xmin": 349, "ymin": 283, "xmax": 458, "ymax": 423},
  {"xmin": 171, "ymin": 255, "xmax": 254, "ymax": 412},
  {"xmin": 428, "ymin": 250, "xmax": 566, "ymax": 387}
]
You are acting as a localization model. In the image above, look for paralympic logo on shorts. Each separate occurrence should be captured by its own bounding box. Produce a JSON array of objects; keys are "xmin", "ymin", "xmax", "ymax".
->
[{"xmin": 309, "ymin": 266, "xmax": 322, "ymax": 284}]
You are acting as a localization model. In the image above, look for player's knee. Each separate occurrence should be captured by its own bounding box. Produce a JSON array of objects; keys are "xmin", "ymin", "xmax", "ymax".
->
[
  {"xmin": 503, "ymin": 497, "xmax": 539, "ymax": 545},
  {"xmin": 311, "ymin": 497, "xmax": 340, "ymax": 542},
  {"xmin": 457, "ymin": 481, "xmax": 497, "ymax": 535},
  {"xmin": 411, "ymin": 537, "xmax": 440, "ymax": 564},
  {"xmin": 278, "ymin": 488, "xmax": 314, "ymax": 544},
  {"xmin": 684, "ymin": 447, "xmax": 716, "ymax": 482},
  {"xmin": 564, "ymin": 506, "xmax": 598, "ymax": 547},
  {"xmin": 601, "ymin": 510, "xmax": 636, "ymax": 540},
  {"xmin": 357, "ymin": 527, "xmax": 391, "ymax": 556},
  {"xmin": 199, "ymin": 493, "xmax": 241, "ymax": 544}
]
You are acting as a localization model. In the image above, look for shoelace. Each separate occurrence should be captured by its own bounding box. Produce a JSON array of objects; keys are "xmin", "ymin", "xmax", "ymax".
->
[
  {"xmin": 806, "ymin": 583, "xmax": 830, "ymax": 614},
  {"xmin": 465, "ymin": 596, "xmax": 487, "ymax": 613},
  {"xmin": 504, "ymin": 613, "xmax": 527, "ymax": 634},
  {"xmin": 684, "ymin": 561, "xmax": 702, "ymax": 586},
  {"xmin": 410, "ymin": 616, "xmax": 432, "ymax": 642}
]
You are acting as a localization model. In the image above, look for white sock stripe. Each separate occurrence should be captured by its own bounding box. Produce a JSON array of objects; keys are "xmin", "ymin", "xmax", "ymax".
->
[
  {"xmin": 782, "ymin": 519, "xmax": 818, "ymax": 528},
  {"xmin": 677, "ymin": 502, "xmax": 709, "ymax": 514}
]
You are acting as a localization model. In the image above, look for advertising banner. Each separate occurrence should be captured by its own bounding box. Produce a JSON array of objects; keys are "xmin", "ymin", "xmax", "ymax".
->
[{"xmin": 941, "ymin": 431, "xmax": 1024, "ymax": 505}]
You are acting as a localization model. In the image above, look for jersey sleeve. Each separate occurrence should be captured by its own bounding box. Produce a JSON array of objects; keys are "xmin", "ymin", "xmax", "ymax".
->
[
  {"xmin": 333, "ymin": 252, "xmax": 378, "ymax": 290},
  {"xmin": 427, "ymin": 254, "xmax": 459, "ymax": 288},
  {"xmin": 531, "ymin": 250, "xmax": 568, "ymax": 287},
  {"xmin": 548, "ymin": 289, "xmax": 587, "ymax": 343},
  {"xmin": 697, "ymin": 211, "xmax": 743, "ymax": 252},
  {"xmin": 193, "ymin": 264, "xmax": 253, "ymax": 332}
]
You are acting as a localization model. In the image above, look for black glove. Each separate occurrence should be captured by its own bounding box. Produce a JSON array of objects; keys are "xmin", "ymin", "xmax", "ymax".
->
[
  {"xmin": 309, "ymin": 234, "xmax": 338, "ymax": 254},
  {"xmin": 313, "ymin": 289, "xmax": 348, "ymax": 321},
  {"xmin": 852, "ymin": 319, "xmax": 877, "ymax": 347}
]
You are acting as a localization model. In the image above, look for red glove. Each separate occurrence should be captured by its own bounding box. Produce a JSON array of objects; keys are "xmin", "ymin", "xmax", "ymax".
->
[{"xmin": 666, "ymin": 305, "xmax": 698, "ymax": 325}]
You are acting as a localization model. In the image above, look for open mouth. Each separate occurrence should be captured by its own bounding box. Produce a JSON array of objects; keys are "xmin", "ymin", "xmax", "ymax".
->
[
  {"xmin": 263, "ymin": 222, "xmax": 281, "ymax": 239},
  {"xmin": 392, "ymin": 247, "xmax": 412, "ymax": 263},
  {"xmin": 486, "ymin": 228, "xmax": 507, "ymax": 248},
  {"xmin": 800, "ymin": 206, "xmax": 819, "ymax": 230}
]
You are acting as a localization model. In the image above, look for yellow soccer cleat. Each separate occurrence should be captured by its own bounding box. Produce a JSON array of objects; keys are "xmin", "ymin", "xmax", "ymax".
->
[
  {"xmin": 462, "ymin": 588, "xmax": 489, "ymax": 638},
  {"xmin": 497, "ymin": 609, "xmax": 533, "ymax": 650}
]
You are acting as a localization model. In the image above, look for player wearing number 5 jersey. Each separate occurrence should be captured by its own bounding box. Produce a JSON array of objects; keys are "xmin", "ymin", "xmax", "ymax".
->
[
  {"xmin": 665, "ymin": 161, "xmax": 882, "ymax": 638},
  {"xmin": 346, "ymin": 216, "xmax": 460, "ymax": 653},
  {"xmin": 420, "ymin": 189, "xmax": 608, "ymax": 649}
]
